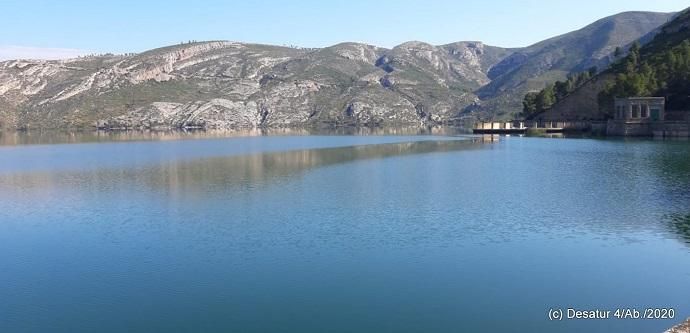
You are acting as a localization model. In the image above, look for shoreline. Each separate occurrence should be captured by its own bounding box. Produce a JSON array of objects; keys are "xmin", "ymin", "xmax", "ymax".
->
[{"xmin": 666, "ymin": 317, "xmax": 690, "ymax": 333}]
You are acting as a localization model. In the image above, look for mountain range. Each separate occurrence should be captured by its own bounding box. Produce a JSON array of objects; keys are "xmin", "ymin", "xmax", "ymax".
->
[{"xmin": 0, "ymin": 11, "xmax": 676, "ymax": 129}]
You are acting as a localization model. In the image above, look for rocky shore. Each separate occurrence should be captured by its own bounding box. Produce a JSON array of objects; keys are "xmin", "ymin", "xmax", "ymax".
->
[{"xmin": 666, "ymin": 318, "xmax": 690, "ymax": 333}]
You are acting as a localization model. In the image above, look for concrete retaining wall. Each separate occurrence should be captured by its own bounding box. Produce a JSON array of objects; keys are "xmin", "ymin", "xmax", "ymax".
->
[
  {"xmin": 653, "ymin": 121, "xmax": 690, "ymax": 138},
  {"xmin": 606, "ymin": 121, "xmax": 654, "ymax": 136},
  {"xmin": 607, "ymin": 120, "xmax": 690, "ymax": 137}
]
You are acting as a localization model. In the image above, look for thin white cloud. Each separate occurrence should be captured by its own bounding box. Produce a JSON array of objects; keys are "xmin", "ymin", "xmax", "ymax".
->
[{"xmin": 0, "ymin": 45, "xmax": 90, "ymax": 61}]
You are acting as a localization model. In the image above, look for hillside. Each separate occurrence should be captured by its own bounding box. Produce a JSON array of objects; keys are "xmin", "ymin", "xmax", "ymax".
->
[
  {"xmin": 0, "ymin": 11, "xmax": 677, "ymax": 129},
  {"xmin": 474, "ymin": 11, "xmax": 675, "ymax": 118},
  {"xmin": 539, "ymin": 8, "xmax": 690, "ymax": 120}
]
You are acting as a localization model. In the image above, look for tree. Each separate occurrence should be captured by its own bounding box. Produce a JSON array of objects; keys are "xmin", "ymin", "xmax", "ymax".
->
[
  {"xmin": 588, "ymin": 66, "xmax": 598, "ymax": 77},
  {"xmin": 522, "ymin": 92, "xmax": 538, "ymax": 116},
  {"xmin": 575, "ymin": 71, "xmax": 591, "ymax": 86},
  {"xmin": 597, "ymin": 12, "xmax": 690, "ymax": 113},
  {"xmin": 628, "ymin": 42, "xmax": 641, "ymax": 69},
  {"xmin": 536, "ymin": 85, "xmax": 556, "ymax": 111},
  {"xmin": 521, "ymin": 68, "xmax": 598, "ymax": 116},
  {"xmin": 554, "ymin": 80, "xmax": 572, "ymax": 100},
  {"xmin": 629, "ymin": 41, "xmax": 641, "ymax": 54},
  {"xmin": 613, "ymin": 46, "xmax": 623, "ymax": 58}
]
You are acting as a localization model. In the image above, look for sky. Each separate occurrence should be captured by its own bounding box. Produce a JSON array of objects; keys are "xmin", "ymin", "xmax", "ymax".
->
[{"xmin": 0, "ymin": 0, "xmax": 687, "ymax": 59}]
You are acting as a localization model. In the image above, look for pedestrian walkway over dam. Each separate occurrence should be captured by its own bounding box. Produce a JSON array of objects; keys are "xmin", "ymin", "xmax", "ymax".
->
[{"xmin": 472, "ymin": 121, "xmax": 595, "ymax": 134}]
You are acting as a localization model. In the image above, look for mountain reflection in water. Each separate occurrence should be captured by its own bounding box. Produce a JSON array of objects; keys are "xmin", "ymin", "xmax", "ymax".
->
[
  {"xmin": 0, "ymin": 138, "xmax": 483, "ymax": 194},
  {"xmin": 0, "ymin": 127, "xmax": 472, "ymax": 146}
]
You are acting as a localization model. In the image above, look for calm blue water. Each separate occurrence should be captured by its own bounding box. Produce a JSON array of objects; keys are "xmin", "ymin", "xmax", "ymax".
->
[{"xmin": 0, "ymin": 132, "xmax": 689, "ymax": 333}]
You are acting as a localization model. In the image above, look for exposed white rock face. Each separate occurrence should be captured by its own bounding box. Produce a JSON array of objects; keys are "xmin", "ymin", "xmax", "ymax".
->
[
  {"xmin": 259, "ymin": 80, "xmax": 327, "ymax": 126},
  {"xmin": 445, "ymin": 42, "xmax": 492, "ymax": 85},
  {"xmin": 108, "ymin": 42, "xmax": 228, "ymax": 83},
  {"xmin": 52, "ymin": 72, "xmax": 98, "ymax": 102},
  {"xmin": 329, "ymin": 43, "xmax": 383, "ymax": 65},
  {"xmin": 0, "ymin": 76, "xmax": 22, "ymax": 95},
  {"xmin": 378, "ymin": 40, "xmax": 499, "ymax": 100},
  {"xmin": 125, "ymin": 41, "xmax": 238, "ymax": 83},
  {"xmin": 449, "ymin": 42, "xmax": 484, "ymax": 67},
  {"xmin": 0, "ymin": 60, "xmax": 67, "ymax": 96},
  {"xmin": 389, "ymin": 41, "xmax": 448, "ymax": 72},
  {"xmin": 222, "ymin": 79, "xmax": 261, "ymax": 98},
  {"xmin": 345, "ymin": 97, "xmax": 417, "ymax": 124},
  {"xmin": 105, "ymin": 99, "xmax": 263, "ymax": 129}
]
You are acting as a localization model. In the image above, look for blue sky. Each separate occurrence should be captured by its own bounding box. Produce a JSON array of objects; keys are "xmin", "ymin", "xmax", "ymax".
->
[{"xmin": 0, "ymin": 0, "xmax": 687, "ymax": 58}]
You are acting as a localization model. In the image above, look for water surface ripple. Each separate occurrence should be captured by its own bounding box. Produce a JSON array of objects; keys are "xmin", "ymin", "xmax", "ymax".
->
[{"xmin": 0, "ymin": 134, "xmax": 689, "ymax": 333}]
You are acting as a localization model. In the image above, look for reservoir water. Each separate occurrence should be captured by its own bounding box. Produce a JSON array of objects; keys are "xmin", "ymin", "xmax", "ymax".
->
[{"xmin": 1, "ymin": 131, "xmax": 689, "ymax": 332}]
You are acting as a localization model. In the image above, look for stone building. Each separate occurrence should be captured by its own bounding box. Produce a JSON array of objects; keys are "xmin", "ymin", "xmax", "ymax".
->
[
  {"xmin": 608, "ymin": 97, "xmax": 666, "ymax": 136},
  {"xmin": 614, "ymin": 97, "xmax": 665, "ymax": 121}
]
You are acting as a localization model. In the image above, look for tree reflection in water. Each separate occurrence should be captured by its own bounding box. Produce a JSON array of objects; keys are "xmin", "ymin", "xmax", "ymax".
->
[{"xmin": 666, "ymin": 213, "xmax": 690, "ymax": 244}]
